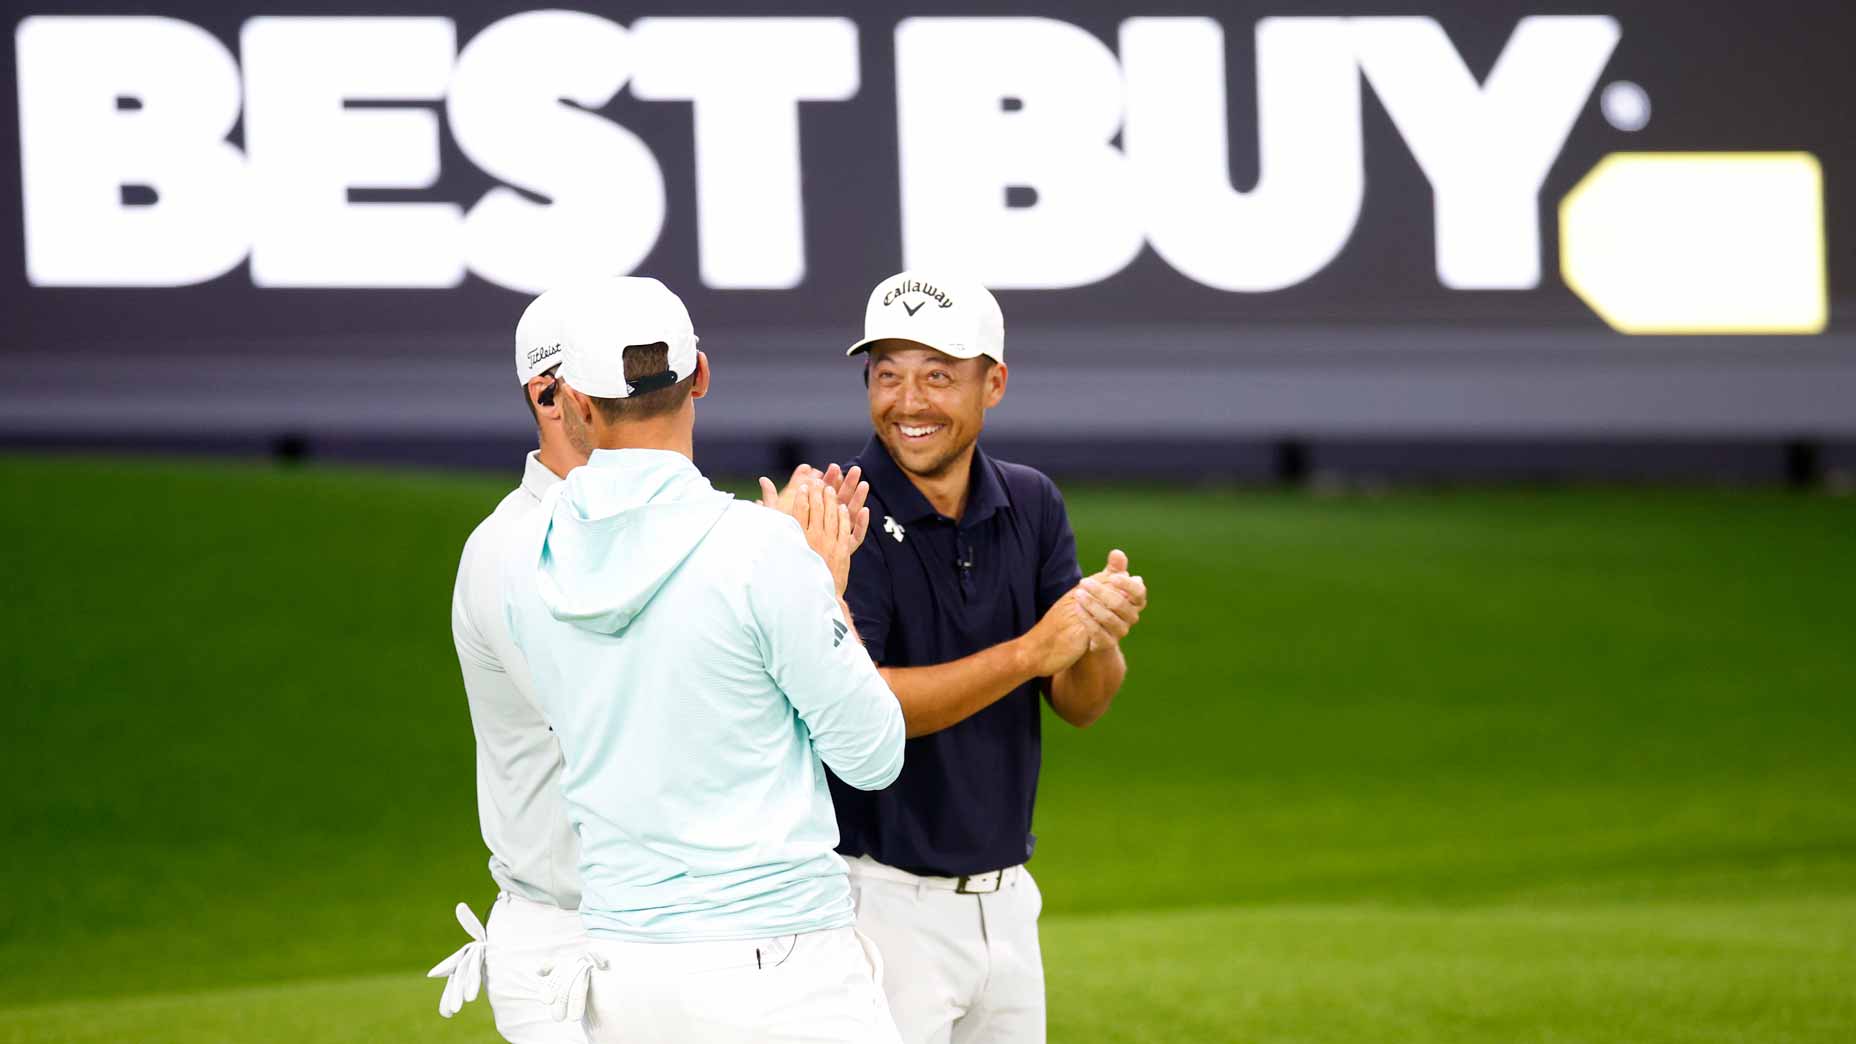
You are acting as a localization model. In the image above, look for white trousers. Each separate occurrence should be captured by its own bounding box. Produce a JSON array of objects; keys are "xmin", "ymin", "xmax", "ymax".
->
[
  {"xmin": 486, "ymin": 892, "xmax": 592, "ymax": 1044},
  {"xmin": 581, "ymin": 925, "xmax": 902, "ymax": 1043},
  {"xmin": 846, "ymin": 858, "xmax": 1046, "ymax": 1044}
]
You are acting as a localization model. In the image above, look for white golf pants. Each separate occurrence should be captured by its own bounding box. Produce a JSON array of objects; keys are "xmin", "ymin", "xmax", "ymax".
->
[
  {"xmin": 845, "ymin": 857, "xmax": 1046, "ymax": 1044},
  {"xmin": 574, "ymin": 925, "xmax": 902, "ymax": 1043},
  {"xmin": 486, "ymin": 892, "xmax": 592, "ymax": 1044}
]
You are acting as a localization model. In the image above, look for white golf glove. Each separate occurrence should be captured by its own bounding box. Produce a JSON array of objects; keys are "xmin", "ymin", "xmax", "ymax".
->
[
  {"xmin": 425, "ymin": 903, "xmax": 488, "ymax": 1018},
  {"xmin": 542, "ymin": 951, "xmax": 606, "ymax": 1025}
]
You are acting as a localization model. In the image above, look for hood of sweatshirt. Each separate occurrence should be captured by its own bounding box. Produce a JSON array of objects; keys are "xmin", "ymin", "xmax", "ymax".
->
[{"xmin": 535, "ymin": 449, "xmax": 734, "ymax": 635}]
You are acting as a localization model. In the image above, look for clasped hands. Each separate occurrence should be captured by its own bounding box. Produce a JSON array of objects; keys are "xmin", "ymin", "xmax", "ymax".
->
[
  {"xmin": 757, "ymin": 464, "xmax": 871, "ymax": 596},
  {"xmin": 1020, "ymin": 550, "xmax": 1147, "ymax": 677}
]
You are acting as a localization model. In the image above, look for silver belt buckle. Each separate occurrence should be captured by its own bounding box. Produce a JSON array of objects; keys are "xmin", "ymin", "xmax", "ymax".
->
[{"xmin": 955, "ymin": 870, "xmax": 1003, "ymax": 895}]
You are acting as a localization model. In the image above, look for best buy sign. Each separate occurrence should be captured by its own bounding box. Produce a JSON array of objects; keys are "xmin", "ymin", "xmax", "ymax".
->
[{"xmin": 12, "ymin": 13, "xmax": 1829, "ymax": 333}]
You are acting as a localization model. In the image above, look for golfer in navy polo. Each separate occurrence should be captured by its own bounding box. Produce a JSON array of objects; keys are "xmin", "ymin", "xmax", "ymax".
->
[{"xmin": 826, "ymin": 271, "xmax": 1148, "ymax": 1043}]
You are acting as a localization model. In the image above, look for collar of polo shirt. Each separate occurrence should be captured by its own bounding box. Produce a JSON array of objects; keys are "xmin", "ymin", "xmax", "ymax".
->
[
  {"xmin": 519, "ymin": 450, "xmax": 561, "ymax": 503},
  {"xmin": 858, "ymin": 434, "xmax": 1011, "ymax": 528}
]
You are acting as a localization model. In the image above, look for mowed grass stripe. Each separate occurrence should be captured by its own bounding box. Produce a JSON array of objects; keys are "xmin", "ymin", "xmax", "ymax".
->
[
  {"xmin": 1045, "ymin": 899, "xmax": 1856, "ymax": 1044},
  {"xmin": 3, "ymin": 900, "xmax": 1850, "ymax": 1044}
]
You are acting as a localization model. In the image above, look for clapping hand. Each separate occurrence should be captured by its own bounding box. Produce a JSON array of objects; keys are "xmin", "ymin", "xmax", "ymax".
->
[
  {"xmin": 1072, "ymin": 550, "xmax": 1146, "ymax": 650},
  {"xmin": 789, "ymin": 480, "xmax": 860, "ymax": 596},
  {"xmin": 758, "ymin": 463, "xmax": 872, "ymax": 552}
]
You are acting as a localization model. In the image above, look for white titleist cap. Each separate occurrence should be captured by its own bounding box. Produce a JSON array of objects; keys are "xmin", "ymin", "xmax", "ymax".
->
[
  {"xmin": 556, "ymin": 276, "xmax": 700, "ymax": 399},
  {"xmin": 513, "ymin": 286, "xmax": 572, "ymax": 385},
  {"xmin": 846, "ymin": 271, "xmax": 1004, "ymax": 364}
]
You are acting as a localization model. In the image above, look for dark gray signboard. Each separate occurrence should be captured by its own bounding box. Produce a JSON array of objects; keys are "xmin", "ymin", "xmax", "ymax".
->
[{"xmin": 5, "ymin": 2, "xmax": 1853, "ymax": 471}]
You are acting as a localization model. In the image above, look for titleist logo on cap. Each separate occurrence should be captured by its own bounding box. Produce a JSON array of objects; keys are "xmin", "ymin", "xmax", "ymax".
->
[
  {"xmin": 526, "ymin": 342, "xmax": 561, "ymax": 366},
  {"xmin": 882, "ymin": 279, "xmax": 954, "ymax": 310}
]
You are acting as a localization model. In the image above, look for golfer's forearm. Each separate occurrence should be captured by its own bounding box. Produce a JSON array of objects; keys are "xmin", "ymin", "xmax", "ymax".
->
[
  {"xmin": 1048, "ymin": 645, "xmax": 1125, "ymax": 728},
  {"xmin": 878, "ymin": 641, "xmax": 1039, "ymax": 738}
]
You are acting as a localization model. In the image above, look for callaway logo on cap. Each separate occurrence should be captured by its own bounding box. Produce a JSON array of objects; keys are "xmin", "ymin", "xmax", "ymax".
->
[{"xmin": 846, "ymin": 270, "xmax": 1004, "ymax": 364}]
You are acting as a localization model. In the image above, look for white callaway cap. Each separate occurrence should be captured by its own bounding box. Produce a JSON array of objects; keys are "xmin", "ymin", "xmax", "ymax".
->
[
  {"xmin": 513, "ymin": 286, "xmax": 572, "ymax": 385},
  {"xmin": 846, "ymin": 271, "xmax": 1004, "ymax": 364},
  {"xmin": 556, "ymin": 276, "xmax": 700, "ymax": 399}
]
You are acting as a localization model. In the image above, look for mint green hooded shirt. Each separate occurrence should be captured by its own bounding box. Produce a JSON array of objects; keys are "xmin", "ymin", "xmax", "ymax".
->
[{"xmin": 504, "ymin": 449, "xmax": 905, "ymax": 942}]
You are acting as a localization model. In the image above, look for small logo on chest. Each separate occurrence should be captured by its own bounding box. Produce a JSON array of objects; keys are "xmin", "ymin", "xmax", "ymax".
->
[{"xmin": 882, "ymin": 516, "xmax": 906, "ymax": 543}]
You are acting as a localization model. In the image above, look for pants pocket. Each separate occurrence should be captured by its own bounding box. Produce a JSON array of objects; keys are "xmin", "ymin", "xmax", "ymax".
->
[
  {"xmin": 852, "ymin": 928, "xmax": 887, "ymax": 990},
  {"xmin": 1023, "ymin": 870, "xmax": 1044, "ymax": 921}
]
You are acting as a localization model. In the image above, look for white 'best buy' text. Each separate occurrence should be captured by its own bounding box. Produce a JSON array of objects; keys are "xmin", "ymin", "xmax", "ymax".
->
[{"xmin": 14, "ymin": 14, "xmax": 1620, "ymax": 293}]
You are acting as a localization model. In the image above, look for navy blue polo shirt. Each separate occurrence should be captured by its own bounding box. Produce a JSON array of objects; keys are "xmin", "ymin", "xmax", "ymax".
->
[{"xmin": 827, "ymin": 435, "xmax": 1083, "ymax": 877}]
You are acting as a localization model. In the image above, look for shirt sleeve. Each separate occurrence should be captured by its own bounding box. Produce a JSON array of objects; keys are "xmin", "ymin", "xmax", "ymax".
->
[
  {"xmin": 843, "ymin": 536, "xmax": 896, "ymax": 664},
  {"xmin": 748, "ymin": 524, "xmax": 906, "ymax": 792},
  {"xmin": 452, "ymin": 529, "xmax": 501, "ymax": 673},
  {"xmin": 1036, "ymin": 477, "xmax": 1085, "ymax": 617}
]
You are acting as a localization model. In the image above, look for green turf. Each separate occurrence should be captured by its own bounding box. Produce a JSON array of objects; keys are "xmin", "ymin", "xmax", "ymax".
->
[
  {"xmin": 2, "ymin": 455, "xmax": 1853, "ymax": 1042},
  {"xmin": 6, "ymin": 901, "xmax": 1851, "ymax": 1044}
]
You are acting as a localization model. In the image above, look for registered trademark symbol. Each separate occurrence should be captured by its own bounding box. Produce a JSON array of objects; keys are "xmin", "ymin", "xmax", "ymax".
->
[{"xmin": 1600, "ymin": 81, "xmax": 1651, "ymax": 132}]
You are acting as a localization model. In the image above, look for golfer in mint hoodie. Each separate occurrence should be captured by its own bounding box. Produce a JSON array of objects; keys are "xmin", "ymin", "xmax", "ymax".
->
[{"xmin": 503, "ymin": 276, "xmax": 906, "ymax": 1043}]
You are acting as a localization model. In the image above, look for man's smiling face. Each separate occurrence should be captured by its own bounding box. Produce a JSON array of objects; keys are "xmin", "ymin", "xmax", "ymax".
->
[{"xmin": 866, "ymin": 341, "xmax": 1007, "ymax": 482}]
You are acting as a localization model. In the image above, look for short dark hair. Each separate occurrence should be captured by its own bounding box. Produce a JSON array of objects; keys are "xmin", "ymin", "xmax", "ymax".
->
[
  {"xmin": 522, "ymin": 363, "xmax": 561, "ymax": 423},
  {"xmin": 587, "ymin": 343, "xmax": 694, "ymax": 422}
]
